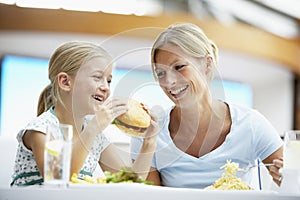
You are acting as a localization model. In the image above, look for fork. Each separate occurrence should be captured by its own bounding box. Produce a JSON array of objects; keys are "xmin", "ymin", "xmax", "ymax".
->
[{"xmin": 240, "ymin": 163, "xmax": 274, "ymax": 172}]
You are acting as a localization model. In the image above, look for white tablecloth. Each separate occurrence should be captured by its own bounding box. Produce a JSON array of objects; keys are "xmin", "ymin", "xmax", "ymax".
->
[{"xmin": 1, "ymin": 183, "xmax": 300, "ymax": 200}]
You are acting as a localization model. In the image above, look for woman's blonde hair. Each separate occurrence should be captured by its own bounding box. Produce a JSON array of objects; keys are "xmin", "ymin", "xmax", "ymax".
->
[
  {"xmin": 37, "ymin": 41, "xmax": 112, "ymax": 116},
  {"xmin": 151, "ymin": 23, "xmax": 219, "ymax": 81}
]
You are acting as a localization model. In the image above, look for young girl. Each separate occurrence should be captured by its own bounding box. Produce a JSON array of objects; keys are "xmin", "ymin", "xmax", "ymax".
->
[{"xmin": 11, "ymin": 41, "xmax": 158, "ymax": 186}]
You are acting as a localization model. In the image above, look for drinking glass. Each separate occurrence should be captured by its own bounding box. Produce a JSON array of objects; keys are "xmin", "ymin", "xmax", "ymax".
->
[
  {"xmin": 283, "ymin": 130, "xmax": 300, "ymax": 170},
  {"xmin": 44, "ymin": 124, "xmax": 73, "ymax": 187},
  {"xmin": 280, "ymin": 130, "xmax": 300, "ymax": 193}
]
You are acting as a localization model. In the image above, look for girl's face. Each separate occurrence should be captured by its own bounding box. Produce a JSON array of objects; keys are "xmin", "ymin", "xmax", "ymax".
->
[
  {"xmin": 72, "ymin": 57, "xmax": 112, "ymax": 116},
  {"xmin": 154, "ymin": 44, "xmax": 209, "ymax": 106}
]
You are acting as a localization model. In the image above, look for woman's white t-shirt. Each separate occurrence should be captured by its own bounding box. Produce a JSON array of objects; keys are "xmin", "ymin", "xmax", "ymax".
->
[{"xmin": 131, "ymin": 103, "xmax": 283, "ymax": 189}]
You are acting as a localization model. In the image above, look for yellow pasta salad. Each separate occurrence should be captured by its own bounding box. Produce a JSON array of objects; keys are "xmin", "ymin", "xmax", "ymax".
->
[{"xmin": 205, "ymin": 160, "xmax": 250, "ymax": 190}]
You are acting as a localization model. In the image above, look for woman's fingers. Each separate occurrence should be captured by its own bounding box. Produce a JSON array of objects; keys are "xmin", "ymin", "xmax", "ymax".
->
[
  {"xmin": 269, "ymin": 158, "xmax": 283, "ymax": 185},
  {"xmin": 273, "ymin": 158, "xmax": 283, "ymax": 168},
  {"xmin": 144, "ymin": 107, "xmax": 160, "ymax": 139}
]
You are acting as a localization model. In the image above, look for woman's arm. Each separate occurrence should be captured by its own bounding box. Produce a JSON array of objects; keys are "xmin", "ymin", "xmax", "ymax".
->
[
  {"xmin": 146, "ymin": 167, "xmax": 162, "ymax": 186},
  {"xmin": 263, "ymin": 146, "xmax": 283, "ymax": 186},
  {"xmin": 100, "ymin": 112, "xmax": 159, "ymax": 180},
  {"xmin": 129, "ymin": 113, "xmax": 158, "ymax": 179},
  {"xmin": 99, "ymin": 143, "xmax": 127, "ymax": 173}
]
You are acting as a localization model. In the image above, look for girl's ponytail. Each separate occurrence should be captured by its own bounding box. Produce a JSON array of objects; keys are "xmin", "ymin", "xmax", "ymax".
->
[{"xmin": 37, "ymin": 84, "xmax": 54, "ymax": 116}]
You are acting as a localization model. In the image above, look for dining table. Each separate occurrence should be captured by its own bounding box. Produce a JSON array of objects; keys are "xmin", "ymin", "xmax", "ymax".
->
[{"xmin": 1, "ymin": 183, "xmax": 299, "ymax": 200}]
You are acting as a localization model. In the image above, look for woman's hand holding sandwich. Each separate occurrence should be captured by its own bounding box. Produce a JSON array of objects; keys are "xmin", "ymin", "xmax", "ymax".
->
[{"xmin": 131, "ymin": 108, "xmax": 159, "ymax": 180}]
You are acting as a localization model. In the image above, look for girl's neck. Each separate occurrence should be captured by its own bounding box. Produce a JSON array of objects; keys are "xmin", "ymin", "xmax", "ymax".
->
[{"xmin": 53, "ymin": 104, "xmax": 84, "ymax": 135}]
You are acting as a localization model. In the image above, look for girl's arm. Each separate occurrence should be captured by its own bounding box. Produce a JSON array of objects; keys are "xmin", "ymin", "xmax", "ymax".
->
[
  {"xmin": 23, "ymin": 127, "xmax": 100, "ymax": 179},
  {"xmin": 70, "ymin": 118, "xmax": 101, "ymax": 175},
  {"xmin": 73, "ymin": 98, "xmax": 129, "ymax": 175},
  {"xmin": 23, "ymin": 130, "xmax": 46, "ymax": 177}
]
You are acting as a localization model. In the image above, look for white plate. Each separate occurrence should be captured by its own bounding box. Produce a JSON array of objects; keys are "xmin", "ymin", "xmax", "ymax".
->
[{"xmin": 68, "ymin": 182, "xmax": 151, "ymax": 189}]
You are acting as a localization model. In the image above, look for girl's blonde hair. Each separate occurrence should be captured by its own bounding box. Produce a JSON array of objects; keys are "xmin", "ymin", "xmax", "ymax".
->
[
  {"xmin": 37, "ymin": 41, "xmax": 112, "ymax": 116},
  {"xmin": 151, "ymin": 23, "xmax": 219, "ymax": 81}
]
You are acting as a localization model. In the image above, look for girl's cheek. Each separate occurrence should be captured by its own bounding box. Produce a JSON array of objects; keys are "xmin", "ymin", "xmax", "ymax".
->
[{"xmin": 107, "ymin": 90, "xmax": 111, "ymax": 98}]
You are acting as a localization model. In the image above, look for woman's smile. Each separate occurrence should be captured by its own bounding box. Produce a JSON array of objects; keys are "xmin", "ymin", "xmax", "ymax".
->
[{"xmin": 168, "ymin": 85, "xmax": 189, "ymax": 99}]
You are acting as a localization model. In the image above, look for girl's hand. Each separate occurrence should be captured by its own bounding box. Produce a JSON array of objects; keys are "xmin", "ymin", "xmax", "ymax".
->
[{"xmin": 94, "ymin": 97, "xmax": 128, "ymax": 132}]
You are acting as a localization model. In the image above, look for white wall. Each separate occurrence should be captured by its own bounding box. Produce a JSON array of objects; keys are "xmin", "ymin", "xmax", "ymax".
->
[
  {"xmin": 0, "ymin": 30, "xmax": 294, "ymax": 138},
  {"xmin": 217, "ymin": 50, "xmax": 294, "ymax": 136}
]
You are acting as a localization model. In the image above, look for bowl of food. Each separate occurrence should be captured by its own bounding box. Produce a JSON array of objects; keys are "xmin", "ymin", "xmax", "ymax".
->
[{"xmin": 205, "ymin": 160, "xmax": 251, "ymax": 190}]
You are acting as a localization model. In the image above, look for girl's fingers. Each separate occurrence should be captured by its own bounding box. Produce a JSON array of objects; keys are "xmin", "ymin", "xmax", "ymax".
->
[
  {"xmin": 111, "ymin": 105, "xmax": 128, "ymax": 119},
  {"xmin": 111, "ymin": 97, "xmax": 128, "ymax": 105},
  {"xmin": 97, "ymin": 97, "xmax": 128, "ymax": 111}
]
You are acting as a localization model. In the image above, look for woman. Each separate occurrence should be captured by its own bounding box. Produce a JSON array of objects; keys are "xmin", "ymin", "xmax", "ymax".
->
[
  {"xmin": 131, "ymin": 23, "xmax": 283, "ymax": 189},
  {"xmin": 11, "ymin": 41, "xmax": 158, "ymax": 186}
]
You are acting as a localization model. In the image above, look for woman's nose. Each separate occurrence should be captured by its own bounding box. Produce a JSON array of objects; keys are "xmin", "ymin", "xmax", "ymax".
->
[{"xmin": 163, "ymin": 70, "xmax": 177, "ymax": 86}]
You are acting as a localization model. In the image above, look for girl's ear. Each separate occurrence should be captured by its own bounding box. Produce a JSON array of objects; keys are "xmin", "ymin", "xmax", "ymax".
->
[
  {"xmin": 205, "ymin": 55, "xmax": 213, "ymax": 75},
  {"xmin": 57, "ymin": 72, "xmax": 72, "ymax": 91}
]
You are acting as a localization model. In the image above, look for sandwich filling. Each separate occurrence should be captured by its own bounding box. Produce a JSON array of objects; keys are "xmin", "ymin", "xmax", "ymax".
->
[{"xmin": 113, "ymin": 119, "xmax": 147, "ymax": 133}]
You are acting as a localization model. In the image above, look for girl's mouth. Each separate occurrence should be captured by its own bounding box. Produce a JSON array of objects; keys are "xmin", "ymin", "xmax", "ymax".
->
[{"xmin": 92, "ymin": 94, "xmax": 104, "ymax": 102}]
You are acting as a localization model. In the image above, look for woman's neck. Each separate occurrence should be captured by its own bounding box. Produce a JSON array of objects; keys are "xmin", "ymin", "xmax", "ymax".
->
[
  {"xmin": 173, "ymin": 96, "xmax": 212, "ymax": 123},
  {"xmin": 170, "ymin": 99, "xmax": 231, "ymax": 157},
  {"xmin": 170, "ymin": 98, "xmax": 226, "ymax": 136}
]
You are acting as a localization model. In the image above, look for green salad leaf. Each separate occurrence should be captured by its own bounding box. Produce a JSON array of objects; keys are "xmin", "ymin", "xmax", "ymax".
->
[{"xmin": 104, "ymin": 166, "xmax": 153, "ymax": 185}]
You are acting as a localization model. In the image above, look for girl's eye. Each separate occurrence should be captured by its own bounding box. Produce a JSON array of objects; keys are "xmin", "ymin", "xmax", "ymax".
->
[
  {"xmin": 93, "ymin": 75, "xmax": 102, "ymax": 80},
  {"xmin": 175, "ymin": 65, "xmax": 185, "ymax": 71},
  {"xmin": 107, "ymin": 79, "xmax": 112, "ymax": 84}
]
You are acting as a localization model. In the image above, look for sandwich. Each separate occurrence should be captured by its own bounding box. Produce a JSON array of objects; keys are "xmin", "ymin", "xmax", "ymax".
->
[{"xmin": 113, "ymin": 99, "xmax": 151, "ymax": 137}]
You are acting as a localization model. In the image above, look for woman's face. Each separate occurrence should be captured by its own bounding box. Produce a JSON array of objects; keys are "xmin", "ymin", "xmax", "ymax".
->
[
  {"xmin": 154, "ymin": 44, "xmax": 209, "ymax": 106},
  {"xmin": 72, "ymin": 57, "xmax": 112, "ymax": 116}
]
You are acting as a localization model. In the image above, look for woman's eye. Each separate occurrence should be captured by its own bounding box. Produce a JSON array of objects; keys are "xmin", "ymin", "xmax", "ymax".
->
[
  {"xmin": 107, "ymin": 79, "xmax": 112, "ymax": 84},
  {"xmin": 175, "ymin": 65, "xmax": 185, "ymax": 71},
  {"xmin": 156, "ymin": 71, "xmax": 165, "ymax": 78}
]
